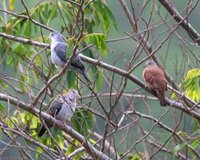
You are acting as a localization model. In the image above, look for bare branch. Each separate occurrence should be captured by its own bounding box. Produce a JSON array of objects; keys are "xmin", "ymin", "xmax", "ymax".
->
[{"xmin": 158, "ymin": 0, "xmax": 200, "ymax": 45}]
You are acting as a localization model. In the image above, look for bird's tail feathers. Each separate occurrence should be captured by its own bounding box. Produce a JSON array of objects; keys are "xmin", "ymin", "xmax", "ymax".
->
[
  {"xmin": 157, "ymin": 91, "xmax": 166, "ymax": 106},
  {"xmin": 82, "ymin": 71, "xmax": 91, "ymax": 84},
  {"xmin": 38, "ymin": 126, "xmax": 46, "ymax": 137}
]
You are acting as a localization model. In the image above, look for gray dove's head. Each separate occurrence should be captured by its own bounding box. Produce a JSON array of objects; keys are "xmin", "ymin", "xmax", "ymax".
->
[
  {"xmin": 144, "ymin": 60, "xmax": 156, "ymax": 68},
  {"xmin": 49, "ymin": 31, "xmax": 65, "ymax": 42},
  {"xmin": 65, "ymin": 89, "xmax": 80, "ymax": 100}
]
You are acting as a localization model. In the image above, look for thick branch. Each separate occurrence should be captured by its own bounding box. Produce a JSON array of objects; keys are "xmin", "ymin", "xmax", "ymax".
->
[
  {"xmin": 0, "ymin": 32, "xmax": 49, "ymax": 48},
  {"xmin": 159, "ymin": 0, "xmax": 200, "ymax": 45}
]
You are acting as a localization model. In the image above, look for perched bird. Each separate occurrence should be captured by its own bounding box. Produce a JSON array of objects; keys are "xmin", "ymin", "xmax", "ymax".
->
[
  {"xmin": 38, "ymin": 89, "xmax": 80, "ymax": 137},
  {"xmin": 143, "ymin": 60, "xmax": 167, "ymax": 106},
  {"xmin": 49, "ymin": 31, "xmax": 91, "ymax": 84}
]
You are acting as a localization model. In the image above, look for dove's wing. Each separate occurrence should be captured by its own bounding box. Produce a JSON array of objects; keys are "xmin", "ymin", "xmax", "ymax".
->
[
  {"xmin": 71, "ymin": 56, "xmax": 85, "ymax": 70},
  {"xmin": 47, "ymin": 100, "xmax": 63, "ymax": 118},
  {"xmin": 53, "ymin": 42, "xmax": 67, "ymax": 63}
]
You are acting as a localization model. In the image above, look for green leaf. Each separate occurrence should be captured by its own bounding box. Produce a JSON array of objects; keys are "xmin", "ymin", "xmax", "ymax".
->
[
  {"xmin": 179, "ymin": 69, "xmax": 200, "ymax": 102},
  {"xmin": 30, "ymin": 116, "xmax": 39, "ymax": 129},
  {"xmin": 177, "ymin": 131, "xmax": 189, "ymax": 140},
  {"xmin": 67, "ymin": 70, "xmax": 77, "ymax": 89},
  {"xmin": 92, "ymin": 1, "xmax": 117, "ymax": 32},
  {"xmin": 19, "ymin": 73, "xmax": 28, "ymax": 93},
  {"xmin": 71, "ymin": 108, "xmax": 95, "ymax": 136},
  {"xmin": 191, "ymin": 140, "xmax": 199, "ymax": 150},
  {"xmin": 36, "ymin": 146, "xmax": 43, "ymax": 158},
  {"xmin": 8, "ymin": 116, "xmax": 18, "ymax": 128},
  {"xmin": 91, "ymin": 65, "xmax": 97, "ymax": 75},
  {"xmin": 194, "ymin": 78, "xmax": 199, "ymax": 101},
  {"xmin": 66, "ymin": 38, "xmax": 73, "ymax": 59},
  {"xmin": 31, "ymin": 2, "xmax": 57, "ymax": 27},
  {"xmin": 59, "ymin": 2, "xmax": 74, "ymax": 23},
  {"xmin": 102, "ymin": 3, "xmax": 117, "ymax": 30},
  {"xmin": 127, "ymin": 152, "xmax": 146, "ymax": 160},
  {"xmin": 95, "ymin": 69, "xmax": 103, "ymax": 91},
  {"xmin": 47, "ymin": 6, "xmax": 57, "ymax": 25},
  {"xmin": 173, "ymin": 142, "xmax": 187, "ymax": 156},
  {"xmin": 6, "ymin": 53, "xmax": 14, "ymax": 67},
  {"xmin": 9, "ymin": 0, "xmax": 16, "ymax": 11},
  {"xmin": 184, "ymin": 69, "xmax": 200, "ymax": 79},
  {"xmin": 84, "ymin": 33, "xmax": 107, "ymax": 57},
  {"xmin": 0, "ymin": 79, "xmax": 8, "ymax": 89},
  {"xmin": 89, "ymin": 138, "xmax": 97, "ymax": 145},
  {"xmin": 180, "ymin": 78, "xmax": 193, "ymax": 89},
  {"xmin": 11, "ymin": 42, "xmax": 24, "ymax": 53},
  {"xmin": 19, "ymin": 21, "xmax": 28, "ymax": 35},
  {"xmin": 66, "ymin": 143, "xmax": 83, "ymax": 159},
  {"xmin": 0, "ymin": 103, "xmax": 7, "ymax": 113}
]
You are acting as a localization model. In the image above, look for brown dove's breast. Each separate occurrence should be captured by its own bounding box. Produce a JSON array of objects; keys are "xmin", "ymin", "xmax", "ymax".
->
[{"xmin": 143, "ymin": 66, "xmax": 167, "ymax": 91}]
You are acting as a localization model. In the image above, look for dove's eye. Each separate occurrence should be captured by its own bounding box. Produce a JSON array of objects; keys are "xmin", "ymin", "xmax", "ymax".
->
[{"xmin": 50, "ymin": 33, "xmax": 54, "ymax": 37}]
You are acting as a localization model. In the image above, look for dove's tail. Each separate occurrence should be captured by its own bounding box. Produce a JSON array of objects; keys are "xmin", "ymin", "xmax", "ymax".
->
[
  {"xmin": 157, "ymin": 91, "xmax": 166, "ymax": 106},
  {"xmin": 82, "ymin": 70, "xmax": 91, "ymax": 84},
  {"xmin": 38, "ymin": 126, "xmax": 46, "ymax": 137}
]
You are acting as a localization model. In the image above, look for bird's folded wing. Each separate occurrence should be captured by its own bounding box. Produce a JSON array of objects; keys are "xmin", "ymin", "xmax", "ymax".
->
[
  {"xmin": 54, "ymin": 42, "xmax": 67, "ymax": 63},
  {"xmin": 71, "ymin": 56, "xmax": 85, "ymax": 70},
  {"xmin": 47, "ymin": 101, "xmax": 63, "ymax": 117}
]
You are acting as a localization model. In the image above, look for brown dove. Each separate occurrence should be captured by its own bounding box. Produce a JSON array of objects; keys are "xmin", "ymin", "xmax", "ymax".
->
[{"xmin": 143, "ymin": 60, "xmax": 167, "ymax": 106}]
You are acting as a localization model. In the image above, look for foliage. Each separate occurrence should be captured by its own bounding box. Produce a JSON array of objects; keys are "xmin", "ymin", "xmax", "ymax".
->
[
  {"xmin": 83, "ymin": 33, "xmax": 107, "ymax": 57},
  {"xmin": 126, "ymin": 152, "xmax": 146, "ymax": 160},
  {"xmin": 180, "ymin": 69, "xmax": 200, "ymax": 102},
  {"xmin": 71, "ymin": 108, "xmax": 95, "ymax": 137}
]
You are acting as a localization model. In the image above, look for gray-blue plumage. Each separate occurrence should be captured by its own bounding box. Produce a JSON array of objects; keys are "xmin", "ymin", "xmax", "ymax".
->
[
  {"xmin": 53, "ymin": 43, "xmax": 67, "ymax": 64},
  {"xmin": 38, "ymin": 89, "xmax": 79, "ymax": 137},
  {"xmin": 50, "ymin": 31, "xmax": 91, "ymax": 84}
]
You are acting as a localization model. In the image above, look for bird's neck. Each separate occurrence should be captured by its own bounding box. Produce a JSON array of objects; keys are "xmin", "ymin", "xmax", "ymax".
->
[
  {"xmin": 51, "ymin": 40, "xmax": 60, "ymax": 50},
  {"xmin": 51, "ymin": 38, "xmax": 58, "ymax": 45}
]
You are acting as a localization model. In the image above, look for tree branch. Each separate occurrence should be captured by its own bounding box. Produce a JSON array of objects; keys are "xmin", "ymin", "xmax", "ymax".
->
[
  {"xmin": 158, "ymin": 0, "xmax": 200, "ymax": 45},
  {"xmin": 0, "ymin": 7, "xmax": 53, "ymax": 31}
]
